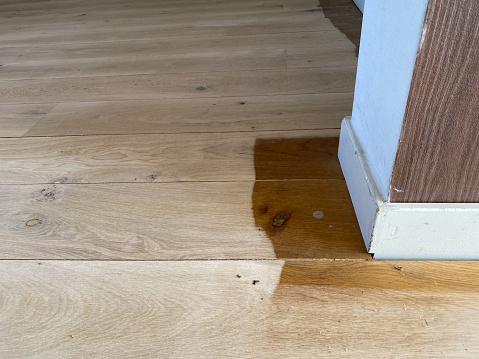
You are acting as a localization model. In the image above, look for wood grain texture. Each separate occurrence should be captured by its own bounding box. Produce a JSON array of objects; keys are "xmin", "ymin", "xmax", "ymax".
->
[
  {"xmin": 252, "ymin": 180, "xmax": 367, "ymax": 259},
  {"xmin": 0, "ymin": 179, "xmax": 367, "ymax": 260},
  {"xmin": 0, "ymin": 103, "xmax": 55, "ymax": 137},
  {"xmin": 0, "ymin": 67, "xmax": 356, "ymax": 104},
  {"xmin": 22, "ymin": 93, "xmax": 351, "ymax": 137},
  {"xmin": 0, "ymin": 130, "xmax": 340, "ymax": 184},
  {"xmin": 1, "ymin": 260, "xmax": 479, "ymax": 358},
  {"xmin": 3, "ymin": 31, "xmax": 352, "ymax": 63},
  {"xmin": 390, "ymin": 0, "xmax": 479, "ymax": 203},
  {"xmin": 0, "ymin": 49, "xmax": 288, "ymax": 80},
  {"xmin": 0, "ymin": 10, "xmax": 356, "ymax": 46}
]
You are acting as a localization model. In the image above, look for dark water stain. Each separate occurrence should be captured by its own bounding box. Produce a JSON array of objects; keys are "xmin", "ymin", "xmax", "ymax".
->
[
  {"xmin": 252, "ymin": 137, "xmax": 368, "ymax": 260},
  {"xmin": 279, "ymin": 260, "xmax": 479, "ymax": 292},
  {"xmin": 318, "ymin": 0, "xmax": 363, "ymax": 57}
]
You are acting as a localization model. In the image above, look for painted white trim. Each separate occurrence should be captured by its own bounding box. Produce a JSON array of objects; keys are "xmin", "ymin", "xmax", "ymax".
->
[{"xmin": 339, "ymin": 117, "xmax": 479, "ymax": 260}]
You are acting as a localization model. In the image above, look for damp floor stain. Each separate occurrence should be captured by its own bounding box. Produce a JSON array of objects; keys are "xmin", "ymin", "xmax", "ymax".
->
[{"xmin": 252, "ymin": 137, "xmax": 369, "ymax": 259}]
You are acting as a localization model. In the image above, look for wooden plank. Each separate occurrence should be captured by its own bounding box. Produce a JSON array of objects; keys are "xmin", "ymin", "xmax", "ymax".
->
[
  {"xmin": 0, "ymin": 67, "xmax": 357, "ymax": 104},
  {"xmin": 0, "ymin": 103, "xmax": 55, "ymax": 137},
  {"xmin": 0, "ymin": 11, "xmax": 356, "ymax": 46},
  {"xmin": 4, "ymin": 31, "xmax": 352, "ymax": 62},
  {"xmin": 0, "ymin": 179, "xmax": 367, "ymax": 260},
  {"xmin": 286, "ymin": 46, "xmax": 357, "ymax": 69},
  {"xmin": 21, "ymin": 93, "xmax": 352, "ymax": 137},
  {"xmin": 0, "ymin": 130, "xmax": 342, "ymax": 183},
  {"xmin": 1, "ymin": 260, "xmax": 479, "ymax": 357},
  {"xmin": 390, "ymin": 0, "xmax": 479, "ymax": 202},
  {"xmin": 0, "ymin": 49, "xmax": 287, "ymax": 80}
]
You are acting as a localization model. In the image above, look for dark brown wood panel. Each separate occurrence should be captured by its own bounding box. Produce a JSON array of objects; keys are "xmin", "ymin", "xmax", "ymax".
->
[{"xmin": 390, "ymin": 0, "xmax": 479, "ymax": 202}]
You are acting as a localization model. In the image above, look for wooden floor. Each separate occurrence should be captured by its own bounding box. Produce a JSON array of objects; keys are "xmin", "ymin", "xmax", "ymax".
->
[{"xmin": 1, "ymin": 0, "xmax": 479, "ymax": 357}]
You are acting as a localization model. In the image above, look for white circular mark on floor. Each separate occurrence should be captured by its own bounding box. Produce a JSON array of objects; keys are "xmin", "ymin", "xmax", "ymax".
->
[{"xmin": 313, "ymin": 211, "xmax": 324, "ymax": 219}]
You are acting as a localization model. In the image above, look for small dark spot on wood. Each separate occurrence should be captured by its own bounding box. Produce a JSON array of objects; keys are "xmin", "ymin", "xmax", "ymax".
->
[
  {"xmin": 45, "ymin": 192, "xmax": 55, "ymax": 197},
  {"xmin": 260, "ymin": 206, "xmax": 269, "ymax": 214},
  {"xmin": 68, "ymin": 334, "xmax": 74, "ymax": 338},
  {"xmin": 306, "ymin": 8, "xmax": 320, "ymax": 12},
  {"xmin": 252, "ymin": 126, "xmax": 256, "ymax": 130},
  {"xmin": 236, "ymin": 274, "xmax": 241, "ymax": 278},
  {"xmin": 195, "ymin": 85, "xmax": 206, "ymax": 91},
  {"xmin": 252, "ymin": 280, "xmax": 259, "ymax": 285},
  {"xmin": 272, "ymin": 211, "xmax": 290, "ymax": 228},
  {"xmin": 148, "ymin": 174, "xmax": 158, "ymax": 181},
  {"xmin": 38, "ymin": 262, "xmax": 42, "ymax": 265},
  {"xmin": 41, "ymin": 189, "xmax": 46, "ymax": 193},
  {"xmin": 239, "ymin": 101, "xmax": 246, "ymax": 105},
  {"xmin": 26, "ymin": 219, "xmax": 42, "ymax": 227}
]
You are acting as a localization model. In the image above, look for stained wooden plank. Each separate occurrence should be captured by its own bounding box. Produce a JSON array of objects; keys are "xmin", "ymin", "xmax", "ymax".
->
[
  {"xmin": 0, "ymin": 179, "xmax": 366, "ymax": 260},
  {"xmin": 0, "ymin": 67, "xmax": 356, "ymax": 104},
  {"xmin": 1, "ymin": 260, "xmax": 479, "ymax": 358},
  {"xmin": 390, "ymin": 0, "xmax": 479, "ymax": 203},
  {"xmin": 21, "ymin": 93, "xmax": 352, "ymax": 137}
]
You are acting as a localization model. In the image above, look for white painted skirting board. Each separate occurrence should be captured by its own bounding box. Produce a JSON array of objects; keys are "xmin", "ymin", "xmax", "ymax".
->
[{"xmin": 338, "ymin": 117, "xmax": 479, "ymax": 260}]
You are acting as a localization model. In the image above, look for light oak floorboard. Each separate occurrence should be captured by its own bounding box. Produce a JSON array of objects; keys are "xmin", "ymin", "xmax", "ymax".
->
[
  {"xmin": 0, "ymin": 11, "xmax": 359, "ymax": 46},
  {"xmin": 0, "ymin": 130, "xmax": 342, "ymax": 183},
  {"xmin": 0, "ymin": 179, "xmax": 366, "ymax": 260},
  {"xmin": 0, "ymin": 49, "xmax": 288, "ymax": 80},
  {"xmin": 1, "ymin": 260, "xmax": 478, "ymax": 358},
  {"xmin": 21, "ymin": 93, "xmax": 352, "ymax": 137},
  {"xmin": 0, "ymin": 67, "xmax": 356, "ymax": 104},
  {"xmin": 3, "ymin": 31, "xmax": 353, "ymax": 62}
]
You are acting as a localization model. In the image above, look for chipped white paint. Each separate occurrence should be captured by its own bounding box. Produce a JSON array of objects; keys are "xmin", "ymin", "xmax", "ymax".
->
[
  {"xmin": 339, "ymin": 117, "xmax": 479, "ymax": 260},
  {"xmin": 312, "ymin": 211, "xmax": 324, "ymax": 219}
]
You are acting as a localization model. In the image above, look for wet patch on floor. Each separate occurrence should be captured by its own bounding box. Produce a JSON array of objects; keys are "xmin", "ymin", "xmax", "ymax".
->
[{"xmin": 252, "ymin": 137, "xmax": 369, "ymax": 259}]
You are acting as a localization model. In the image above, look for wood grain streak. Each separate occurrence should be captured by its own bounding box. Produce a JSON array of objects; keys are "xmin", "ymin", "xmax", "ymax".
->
[{"xmin": 390, "ymin": 0, "xmax": 479, "ymax": 202}]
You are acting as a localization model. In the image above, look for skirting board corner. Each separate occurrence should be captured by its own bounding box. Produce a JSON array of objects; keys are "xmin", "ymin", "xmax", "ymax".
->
[{"xmin": 338, "ymin": 117, "xmax": 479, "ymax": 260}]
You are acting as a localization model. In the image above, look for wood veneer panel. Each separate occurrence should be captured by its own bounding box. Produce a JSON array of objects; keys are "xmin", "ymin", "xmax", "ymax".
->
[{"xmin": 390, "ymin": 0, "xmax": 479, "ymax": 202}]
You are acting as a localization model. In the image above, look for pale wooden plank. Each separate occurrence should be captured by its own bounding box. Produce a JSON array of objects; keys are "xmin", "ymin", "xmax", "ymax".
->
[
  {"xmin": 22, "ymin": 93, "xmax": 352, "ymax": 137},
  {"xmin": 0, "ymin": 0, "xmax": 320, "ymax": 27},
  {"xmin": 6, "ymin": 31, "xmax": 352, "ymax": 62},
  {"xmin": 0, "ymin": 0, "xmax": 316, "ymax": 14},
  {"xmin": 0, "ymin": 103, "xmax": 56, "ymax": 137},
  {"xmin": 0, "ymin": 68, "xmax": 356, "ymax": 104},
  {"xmin": 1, "ymin": 260, "xmax": 479, "ymax": 358},
  {"xmin": 0, "ymin": 130, "xmax": 342, "ymax": 183},
  {"xmin": 0, "ymin": 49, "xmax": 287, "ymax": 80},
  {"xmin": 0, "ymin": 11, "xmax": 347, "ymax": 46},
  {"xmin": 287, "ymin": 46, "xmax": 357, "ymax": 69},
  {"xmin": 0, "ymin": 179, "xmax": 367, "ymax": 259}
]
